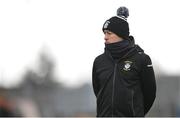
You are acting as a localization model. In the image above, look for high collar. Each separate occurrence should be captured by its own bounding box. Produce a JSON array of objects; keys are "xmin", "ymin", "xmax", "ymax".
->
[
  {"xmin": 104, "ymin": 36, "xmax": 145, "ymax": 62},
  {"xmin": 105, "ymin": 39, "xmax": 132, "ymax": 60}
]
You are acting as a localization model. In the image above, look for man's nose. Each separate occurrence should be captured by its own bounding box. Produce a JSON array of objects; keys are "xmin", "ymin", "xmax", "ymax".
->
[{"xmin": 104, "ymin": 33, "xmax": 108, "ymax": 40}]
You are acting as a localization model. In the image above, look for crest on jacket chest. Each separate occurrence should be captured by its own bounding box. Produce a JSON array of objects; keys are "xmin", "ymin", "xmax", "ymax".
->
[{"xmin": 123, "ymin": 60, "xmax": 133, "ymax": 71}]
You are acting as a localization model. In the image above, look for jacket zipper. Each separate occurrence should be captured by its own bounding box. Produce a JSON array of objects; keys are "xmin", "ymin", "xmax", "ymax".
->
[
  {"xmin": 131, "ymin": 90, "xmax": 135, "ymax": 116},
  {"xmin": 112, "ymin": 63, "xmax": 117, "ymax": 117},
  {"xmin": 105, "ymin": 48, "xmax": 137, "ymax": 116}
]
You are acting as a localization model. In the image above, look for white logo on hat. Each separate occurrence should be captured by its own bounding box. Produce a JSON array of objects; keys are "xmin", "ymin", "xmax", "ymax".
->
[{"xmin": 103, "ymin": 21, "xmax": 110, "ymax": 29}]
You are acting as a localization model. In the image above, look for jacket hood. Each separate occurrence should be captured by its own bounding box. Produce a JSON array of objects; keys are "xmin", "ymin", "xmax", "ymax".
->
[
  {"xmin": 128, "ymin": 35, "xmax": 144, "ymax": 53},
  {"xmin": 128, "ymin": 35, "xmax": 135, "ymax": 46},
  {"xmin": 120, "ymin": 37, "xmax": 144, "ymax": 59}
]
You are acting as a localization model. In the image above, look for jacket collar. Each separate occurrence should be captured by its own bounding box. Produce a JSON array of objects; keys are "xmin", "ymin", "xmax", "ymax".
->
[{"xmin": 105, "ymin": 45, "xmax": 143, "ymax": 63}]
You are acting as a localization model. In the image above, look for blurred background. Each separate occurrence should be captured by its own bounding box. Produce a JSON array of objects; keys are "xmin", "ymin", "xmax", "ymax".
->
[{"xmin": 0, "ymin": 0, "xmax": 180, "ymax": 117}]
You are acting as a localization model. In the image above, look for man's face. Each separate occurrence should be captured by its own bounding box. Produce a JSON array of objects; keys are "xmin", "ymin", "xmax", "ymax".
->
[{"xmin": 104, "ymin": 30, "xmax": 123, "ymax": 44}]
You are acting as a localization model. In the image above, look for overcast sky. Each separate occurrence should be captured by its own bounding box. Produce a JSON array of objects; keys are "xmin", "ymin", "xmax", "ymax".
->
[{"xmin": 0, "ymin": 0, "xmax": 180, "ymax": 87}]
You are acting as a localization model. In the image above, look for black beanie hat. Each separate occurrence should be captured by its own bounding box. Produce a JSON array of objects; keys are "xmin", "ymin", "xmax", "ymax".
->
[{"xmin": 102, "ymin": 7, "xmax": 130, "ymax": 40}]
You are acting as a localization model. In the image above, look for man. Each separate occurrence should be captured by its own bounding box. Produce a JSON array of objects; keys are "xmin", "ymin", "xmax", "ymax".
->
[{"xmin": 92, "ymin": 7, "xmax": 156, "ymax": 117}]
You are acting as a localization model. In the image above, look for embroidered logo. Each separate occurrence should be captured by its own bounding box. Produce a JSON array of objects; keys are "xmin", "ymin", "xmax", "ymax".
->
[
  {"xmin": 123, "ymin": 61, "xmax": 132, "ymax": 71},
  {"xmin": 103, "ymin": 21, "xmax": 110, "ymax": 29}
]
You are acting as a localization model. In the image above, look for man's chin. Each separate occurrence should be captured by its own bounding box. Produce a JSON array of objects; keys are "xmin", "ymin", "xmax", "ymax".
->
[{"xmin": 105, "ymin": 41, "xmax": 110, "ymax": 44}]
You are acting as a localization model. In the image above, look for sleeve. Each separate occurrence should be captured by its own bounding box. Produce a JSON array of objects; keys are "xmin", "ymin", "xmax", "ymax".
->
[
  {"xmin": 92, "ymin": 59, "xmax": 99, "ymax": 97},
  {"xmin": 140, "ymin": 54, "xmax": 156, "ymax": 115}
]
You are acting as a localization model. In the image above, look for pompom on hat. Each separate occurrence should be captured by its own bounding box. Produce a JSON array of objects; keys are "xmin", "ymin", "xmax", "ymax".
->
[{"xmin": 102, "ymin": 6, "xmax": 130, "ymax": 40}]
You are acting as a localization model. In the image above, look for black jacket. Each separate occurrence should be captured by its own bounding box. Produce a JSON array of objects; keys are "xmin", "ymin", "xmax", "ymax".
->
[{"xmin": 92, "ymin": 41, "xmax": 156, "ymax": 117}]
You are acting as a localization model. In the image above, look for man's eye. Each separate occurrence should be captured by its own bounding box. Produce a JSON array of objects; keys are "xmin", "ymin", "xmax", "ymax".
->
[{"xmin": 104, "ymin": 31, "xmax": 111, "ymax": 35}]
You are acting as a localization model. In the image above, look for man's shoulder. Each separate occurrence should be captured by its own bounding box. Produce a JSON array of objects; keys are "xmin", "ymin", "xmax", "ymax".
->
[
  {"xmin": 135, "ymin": 51, "xmax": 152, "ymax": 67},
  {"xmin": 133, "ymin": 45, "xmax": 152, "ymax": 61},
  {"xmin": 138, "ymin": 52, "xmax": 151, "ymax": 61},
  {"xmin": 94, "ymin": 53, "xmax": 106, "ymax": 62}
]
